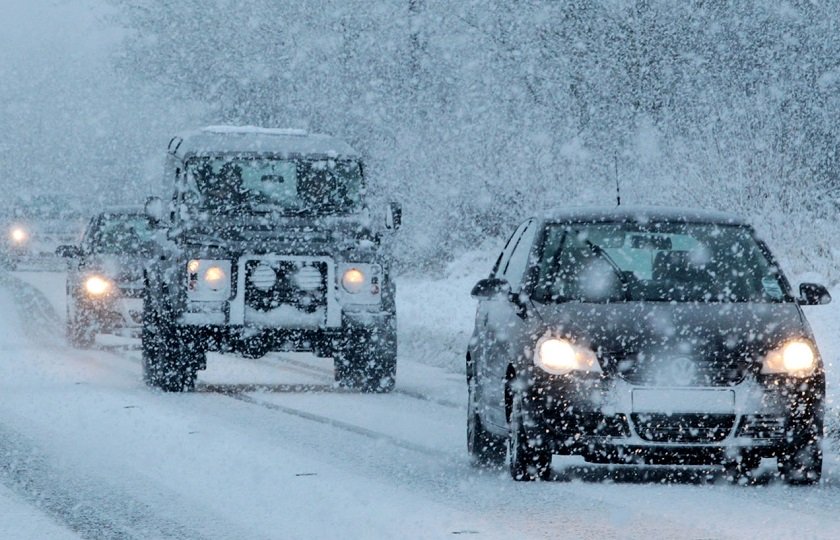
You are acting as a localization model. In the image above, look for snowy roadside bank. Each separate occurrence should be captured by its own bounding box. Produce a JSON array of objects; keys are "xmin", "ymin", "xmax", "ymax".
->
[{"xmin": 396, "ymin": 249, "xmax": 491, "ymax": 376}]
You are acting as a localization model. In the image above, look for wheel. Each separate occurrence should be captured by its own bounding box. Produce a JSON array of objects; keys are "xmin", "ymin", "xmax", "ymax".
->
[
  {"xmin": 66, "ymin": 299, "xmax": 95, "ymax": 348},
  {"xmin": 778, "ymin": 440, "xmax": 822, "ymax": 485},
  {"xmin": 508, "ymin": 391, "xmax": 551, "ymax": 481},
  {"xmin": 724, "ymin": 452, "xmax": 761, "ymax": 485},
  {"xmin": 141, "ymin": 292, "xmax": 201, "ymax": 392},
  {"xmin": 467, "ymin": 375, "xmax": 506, "ymax": 468},
  {"xmin": 334, "ymin": 328, "xmax": 396, "ymax": 393}
]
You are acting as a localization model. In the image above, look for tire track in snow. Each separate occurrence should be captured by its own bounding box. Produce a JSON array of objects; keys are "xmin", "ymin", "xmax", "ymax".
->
[
  {"xmin": 256, "ymin": 354, "xmax": 463, "ymax": 409},
  {"xmin": 207, "ymin": 388, "xmax": 452, "ymax": 459}
]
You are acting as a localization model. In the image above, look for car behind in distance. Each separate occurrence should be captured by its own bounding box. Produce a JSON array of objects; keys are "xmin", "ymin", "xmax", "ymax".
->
[
  {"xmin": 141, "ymin": 126, "xmax": 401, "ymax": 392},
  {"xmin": 467, "ymin": 207, "xmax": 828, "ymax": 484},
  {"xmin": 57, "ymin": 207, "xmax": 155, "ymax": 347},
  {"xmin": 1, "ymin": 196, "xmax": 86, "ymax": 270}
]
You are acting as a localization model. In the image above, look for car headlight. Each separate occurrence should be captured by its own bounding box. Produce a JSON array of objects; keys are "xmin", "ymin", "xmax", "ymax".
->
[
  {"xmin": 337, "ymin": 263, "xmax": 382, "ymax": 303},
  {"xmin": 761, "ymin": 339, "xmax": 817, "ymax": 377},
  {"xmin": 84, "ymin": 275, "xmax": 113, "ymax": 297},
  {"xmin": 10, "ymin": 226, "xmax": 28, "ymax": 245},
  {"xmin": 341, "ymin": 268, "xmax": 366, "ymax": 293},
  {"xmin": 187, "ymin": 259, "xmax": 232, "ymax": 300},
  {"xmin": 534, "ymin": 337, "xmax": 601, "ymax": 376}
]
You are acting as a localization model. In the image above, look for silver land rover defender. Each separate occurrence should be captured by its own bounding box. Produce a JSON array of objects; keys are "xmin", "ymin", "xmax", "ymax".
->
[{"xmin": 142, "ymin": 126, "xmax": 401, "ymax": 392}]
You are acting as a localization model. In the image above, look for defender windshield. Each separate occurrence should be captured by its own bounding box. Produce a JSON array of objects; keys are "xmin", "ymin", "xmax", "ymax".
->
[
  {"xmin": 91, "ymin": 215, "xmax": 155, "ymax": 254},
  {"xmin": 185, "ymin": 157, "xmax": 363, "ymax": 214},
  {"xmin": 533, "ymin": 222, "xmax": 789, "ymax": 303}
]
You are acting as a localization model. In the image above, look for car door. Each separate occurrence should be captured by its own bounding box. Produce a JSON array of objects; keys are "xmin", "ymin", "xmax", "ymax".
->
[
  {"xmin": 481, "ymin": 219, "xmax": 538, "ymax": 429},
  {"xmin": 471, "ymin": 221, "xmax": 528, "ymax": 424}
]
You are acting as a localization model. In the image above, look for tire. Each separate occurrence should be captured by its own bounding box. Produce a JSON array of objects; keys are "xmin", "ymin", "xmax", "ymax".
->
[
  {"xmin": 334, "ymin": 327, "xmax": 397, "ymax": 393},
  {"xmin": 467, "ymin": 375, "xmax": 506, "ymax": 468},
  {"xmin": 508, "ymin": 391, "xmax": 551, "ymax": 481},
  {"xmin": 724, "ymin": 452, "xmax": 761, "ymax": 485},
  {"xmin": 778, "ymin": 440, "xmax": 822, "ymax": 485},
  {"xmin": 66, "ymin": 300, "xmax": 95, "ymax": 348},
  {"xmin": 141, "ymin": 292, "xmax": 200, "ymax": 392}
]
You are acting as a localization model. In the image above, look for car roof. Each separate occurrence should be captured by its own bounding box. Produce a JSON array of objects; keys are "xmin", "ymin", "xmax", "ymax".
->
[
  {"xmin": 539, "ymin": 205, "xmax": 750, "ymax": 226},
  {"xmin": 168, "ymin": 125, "xmax": 360, "ymax": 160}
]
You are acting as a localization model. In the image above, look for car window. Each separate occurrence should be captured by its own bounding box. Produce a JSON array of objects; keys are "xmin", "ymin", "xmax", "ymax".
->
[
  {"xmin": 90, "ymin": 215, "xmax": 155, "ymax": 254},
  {"xmin": 501, "ymin": 220, "xmax": 536, "ymax": 292},
  {"xmin": 533, "ymin": 222, "xmax": 790, "ymax": 303}
]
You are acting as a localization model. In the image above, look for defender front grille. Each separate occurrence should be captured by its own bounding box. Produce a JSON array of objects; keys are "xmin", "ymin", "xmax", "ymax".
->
[{"xmin": 244, "ymin": 259, "xmax": 328, "ymax": 313}]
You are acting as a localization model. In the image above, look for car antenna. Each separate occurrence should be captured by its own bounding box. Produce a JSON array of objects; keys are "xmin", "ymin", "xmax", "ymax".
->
[{"xmin": 614, "ymin": 154, "xmax": 621, "ymax": 206}]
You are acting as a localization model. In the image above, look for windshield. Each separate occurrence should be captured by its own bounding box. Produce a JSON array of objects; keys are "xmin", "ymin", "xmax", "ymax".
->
[
  {"xmin": 90, "ymin": 215, "xmax": 155, "ymax": 254},
  {"xmin": 533, "ymin": 222, "xmax": 789, "ymax": 303},
  {"xmin": 185, "ymin": 156, "xmax": 363, "ymax": 214}
]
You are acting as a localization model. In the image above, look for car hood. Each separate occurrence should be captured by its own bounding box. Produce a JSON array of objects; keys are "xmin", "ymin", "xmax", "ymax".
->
[
  {"xmin": 176, "ymin": 213, "xmax": 378, "ymax": 253},
  {"xmin": 533, "ymin": 301, "xmax": 811, "ymax": 360}
]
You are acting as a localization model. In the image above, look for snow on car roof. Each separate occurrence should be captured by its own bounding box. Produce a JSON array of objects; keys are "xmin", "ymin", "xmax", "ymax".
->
[
  {"xmin": 169, "ymin": 125, "xmax": 360, "ymax": 159},
  {"xmin": 541, "ymin": 205, "xmax": 749, "ymax": 226}
]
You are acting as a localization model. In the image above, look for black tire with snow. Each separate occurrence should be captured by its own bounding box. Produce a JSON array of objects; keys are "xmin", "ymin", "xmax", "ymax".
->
[
  {"xmin": 778, "ymin": 439, "xmax": 822, "ymax": 485},
  {"xmin": 66, "ymin": 303, "xmax": 95, "ymax": 348},
  {"xmin": 334, "ymin": 327, "xmax": 396, "ymax": 393},
  {"xmin": 467, "ymin": 374, "xmax": 506, "ymax": 468},
  {"xmin": 141, "ymin": 291, "xmax": 201, "ymax": 392},
  {"xmin": 508, "ymin": 391, "xmax": 551, "ymax": 481}
]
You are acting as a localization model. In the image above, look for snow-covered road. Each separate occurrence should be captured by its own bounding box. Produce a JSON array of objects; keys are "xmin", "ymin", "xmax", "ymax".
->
[{"xmin": 1, "ymin": 271, "xmax": 840, "ymax": 539}]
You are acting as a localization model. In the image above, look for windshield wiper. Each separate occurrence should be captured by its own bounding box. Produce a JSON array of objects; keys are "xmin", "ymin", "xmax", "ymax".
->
[{"xmin": 582, "ymin": 239, "xmax": 631, "ymax": 301}]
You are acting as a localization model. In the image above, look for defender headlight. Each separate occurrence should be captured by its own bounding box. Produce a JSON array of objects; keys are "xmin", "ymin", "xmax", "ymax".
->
[
  {"xmin": 187, "ymin": 259, "xmax": 232, "ymax": 300},
  {"xmin": 341, "ymin": 268, "xmax": 366, "ymax": 293},
  {"xmin": 337, "ymin": 263, "xmax": 382, "ymax": 303},
  {"xmin": 761, "ymin": 339, "xmax": 817, "ymax": 377},
  {"xmin": 534, "ymin": 337, "xmax": 601, "ymax": 376},
  {"xmin": 10, "ymin": 226, "xmax": 28, "ymax": 245},
  {"xmin": 84, "ymin": 275, "xmax": 113, "ymax": 297}
]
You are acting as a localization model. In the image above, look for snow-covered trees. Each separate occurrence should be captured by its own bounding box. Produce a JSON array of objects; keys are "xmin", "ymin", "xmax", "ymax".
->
[{"xmin": 110, "ymin": 0, "xmax": 840, "ymax": 274}]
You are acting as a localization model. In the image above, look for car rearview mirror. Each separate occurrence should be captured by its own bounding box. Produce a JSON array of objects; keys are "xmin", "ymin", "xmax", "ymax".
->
[
  {"xmin": 145, "ymin": 196, "xmax": 165, "ymax": 224},
  {"xmin": 799, "ymin": 282, "xmax": 831, "ymax": 305},
  {"xmin": 55, "ymin": 245, "xmax": 82, "ymax": 258},
  {"xmin": 471, "ymin": 278, "xmax": 511, "ymax": 299},
  {"xmin": 385, "ymin": 202, "xmax": 402, "ymax": 230}
]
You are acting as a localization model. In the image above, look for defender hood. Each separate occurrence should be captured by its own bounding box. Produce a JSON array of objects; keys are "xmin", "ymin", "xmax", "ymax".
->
[{"xmin": 176, "ymin": 212, "xmax": 378, "ymax": 253}]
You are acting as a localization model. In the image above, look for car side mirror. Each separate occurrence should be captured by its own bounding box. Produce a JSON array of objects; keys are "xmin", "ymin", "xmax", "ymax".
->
[
  {"xmin": 471, "ymin": 278, "xmax": 511, "ymax": 299},
  {"xmin": 56, "ymin": 245, "xmax": 82, "ymax": 258},
  {"xmin": 145, "ymin": 196, "xmax": 164, "ymax": 225},
  {"xmin": 799, "ymin": 282, "xmax": 831, "ymax": 305},
  {"xmin": 385, "ymin": 202, "xmax": 402, "ymax": 230}
]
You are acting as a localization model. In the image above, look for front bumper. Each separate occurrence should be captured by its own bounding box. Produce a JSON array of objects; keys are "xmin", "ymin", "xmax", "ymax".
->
[
  {"xmin": 527, "ymin": 372, "xmax": 823, "ymax": 463},
  {"xmin": 79, "ymin": 292, "xmax": 144, "ymax": 335},
  {"xmin": 174, "ymin": 310, "xmax": 395, "ymax": 357}
]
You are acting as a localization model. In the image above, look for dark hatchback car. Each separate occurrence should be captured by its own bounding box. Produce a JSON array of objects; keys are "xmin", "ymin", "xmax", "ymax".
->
[
  {"xmin": 467, "ymin": 207, "xmax": 829, "ymax": 483},
  {"xmin": 57, "ymin": 208, "xmax": 155, "ymax": 347}
]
